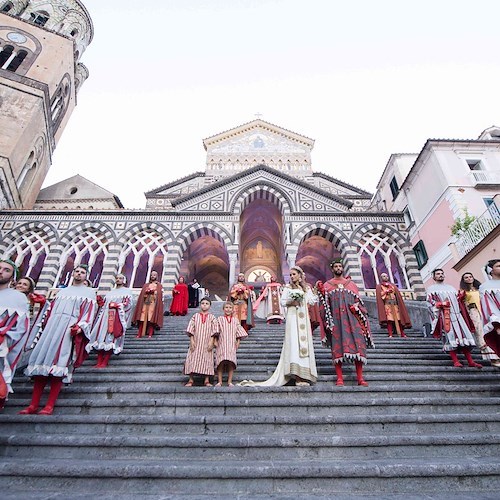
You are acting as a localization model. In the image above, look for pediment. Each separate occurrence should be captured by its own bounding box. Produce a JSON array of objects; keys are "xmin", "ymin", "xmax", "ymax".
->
[
  {"xmin": 203, "ymin": 119, "xmax": 314, "ymax": 153},
  {"xmin": 171, "ymin": 166, "xmax": 352, "ymax": 213}
]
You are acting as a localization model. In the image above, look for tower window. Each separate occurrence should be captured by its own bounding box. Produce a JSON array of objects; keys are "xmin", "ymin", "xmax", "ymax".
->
[
  {"xmin": 1, "ymin": 2, "xmax": 14, "ymax": 12},
  {"xmin": 6, "ymin": 49, "xmax": 27, "ymax": 72},
  {"xmin": 0, "ymin": 44, "xmax": 14, "ymax": 68},
  {"xmin": 30, "ymin": 11, "xmax": 50, "ymax": 27}
]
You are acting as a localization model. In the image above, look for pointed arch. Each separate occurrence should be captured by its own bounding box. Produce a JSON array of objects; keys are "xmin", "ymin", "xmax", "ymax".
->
[{"xmin": 176, "ymin": 223, "xmax": 232, "ymax": 253}]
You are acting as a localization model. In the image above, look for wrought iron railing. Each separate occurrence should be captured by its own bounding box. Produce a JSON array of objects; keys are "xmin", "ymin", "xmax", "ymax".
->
[{"xmin": 454, "ymin": 204, "xmax": 500, "ymax": 259}]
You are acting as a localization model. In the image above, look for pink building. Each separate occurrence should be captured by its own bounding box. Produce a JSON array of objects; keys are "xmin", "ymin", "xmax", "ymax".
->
[{"xmin": 373, "ymin": 126, "xmax": 500, "ymax": 289}]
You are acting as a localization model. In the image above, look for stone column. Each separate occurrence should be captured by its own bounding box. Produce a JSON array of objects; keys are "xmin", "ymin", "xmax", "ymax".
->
[
  {"xmin": 164, "ymin": 243, "xmax": 183, "ymax": 293},
  {"xmin": 228, "ymin": 252, "xmax": 238, "ymax": 287},
  {"xmin": 98, "ymin": 243, "xmax": 123, "ymax": 292},
  {"xmin": 36, "ymin": 243, "xmax": 64, "ymax": 294},
  {"xmin": 343, "ymin": 245, "xmax": 365, "ymax": 292}
]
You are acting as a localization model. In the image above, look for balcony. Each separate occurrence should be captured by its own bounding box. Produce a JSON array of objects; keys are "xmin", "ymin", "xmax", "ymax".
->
[
  {"xmin": 469, "ymin": 169, "xmax": 500, "ymax": 188},
  {"xmin": 454, "ymin": 204, "xmax": 500, "ymax": 260}
]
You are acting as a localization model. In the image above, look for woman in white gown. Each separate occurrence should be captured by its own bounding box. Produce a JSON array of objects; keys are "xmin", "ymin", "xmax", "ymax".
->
[{"xmin": 240, "ymin": 266, "xmax": 318, "ymax": 386}]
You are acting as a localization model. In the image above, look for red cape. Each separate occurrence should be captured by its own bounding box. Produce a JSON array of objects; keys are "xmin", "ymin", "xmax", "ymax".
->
[
  {"xmin": 375, "ymin": 283, "xmax": 412, "ymax": 329},
  {"xmin": 132, "ymin": 282, "xmax": 164, "ymax": 329},
  {"xmin": 170, "ymin": 283, "xmax": 189, "ymax": 315}
]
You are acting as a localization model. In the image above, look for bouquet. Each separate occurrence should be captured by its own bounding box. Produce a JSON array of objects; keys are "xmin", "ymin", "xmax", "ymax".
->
[{"xmin": 289, "ymin": 289, "xmax": 304, "ymax": 303}]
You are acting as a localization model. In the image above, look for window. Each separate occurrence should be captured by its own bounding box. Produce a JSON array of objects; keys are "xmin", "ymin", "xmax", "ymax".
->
[
  {"xmin": 6, "ymin": 49, "xmax": 27, "ymax": 72},
  {"xmin": 466, "ymin": 159, "xmax": 483, "ymax": 171},
  {"xmin": 403, "ymin": 207, "xmax": 414, "ymax": 227},
  {"xmin": 1, "ymin": 2, "xmax": 13, "ymax": 12},
  {"xmin": 389, "ymin": 176, "xmax": 399, "ymax": 200},
  {"xmin": 413, "ymin": 240, "xmax": 428, "ymax": 270},
  {"xmin": 30, "ymin": 11, "xmax": 49, "ymax": 27}
]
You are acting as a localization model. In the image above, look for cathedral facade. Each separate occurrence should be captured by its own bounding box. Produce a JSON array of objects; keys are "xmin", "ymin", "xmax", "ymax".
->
[
  {"xmin": 0, "ymin": 119, "xmax": 425, "ymax": 300},
  {"xmin": 0, "ymin": 3, "xmax": 425, "ymax": 300}
]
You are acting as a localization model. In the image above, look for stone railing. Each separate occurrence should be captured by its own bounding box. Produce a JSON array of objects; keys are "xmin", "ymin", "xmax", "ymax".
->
[{"xmin": 454, "ymin": 204, "xmax": 500, "ymax": 259}]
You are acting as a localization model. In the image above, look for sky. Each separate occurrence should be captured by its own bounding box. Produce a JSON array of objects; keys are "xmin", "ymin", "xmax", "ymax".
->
[{"xmin": 44, "ymin": 0, "xmax": 500, "ymax": 209}]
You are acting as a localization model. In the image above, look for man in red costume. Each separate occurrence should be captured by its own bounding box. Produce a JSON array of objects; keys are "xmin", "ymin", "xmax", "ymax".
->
[
  {"xmin": 375, "ymin": 272, "xmax": 412, "ymax": 338},
  {"xmin": 170, "ymin": 276, "xmax": 189, "ymax": 316},
  {"xmin": 317, "ymin": 259, "xmax": 374, "ymax": 386},
  {"xmin": 253, "ymin": 275, "xmax": 284, "ymax": 324},
  {"xmin": 427, "ymin": 268, "xmax": 481, "ymax": 368},
  {"xmin": 132, "ymin": 270, "xmax": 164, "ymax": 338},
  {"xmin": 229, "ymin": 273, "xmax": 254, "ymax": 332},
  {"xmin": 20, "ymin": 265, "xmax": 96, "ymax": 415},
  {"xmin": 0, "ymin": 259, "xmax": 30, "ymax": 411}
]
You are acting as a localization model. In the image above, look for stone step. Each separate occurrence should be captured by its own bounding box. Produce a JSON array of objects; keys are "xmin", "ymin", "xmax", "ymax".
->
[
  {"xmin": 2, "ymin": 432, "xmax": 499, "ymax": 461},
  {"xmin": 1, "ymin": 412, "xmax": 498, "ymax": 436},
  {"xmin": 3, "ymin": 395, "xmax": 499, "ymax": 416},
  {"xmin": 6, "ymin": 382, "xmax": 500, "ymax": 398},
  {"xmin": 0, "ymin": 457, "xmax": 498, "ymax": 495}
]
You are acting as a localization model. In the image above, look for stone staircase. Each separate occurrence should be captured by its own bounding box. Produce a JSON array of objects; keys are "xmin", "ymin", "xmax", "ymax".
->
[{"xmin": 1, "ymin": 305, "xmax": 499, "ymax": 498}]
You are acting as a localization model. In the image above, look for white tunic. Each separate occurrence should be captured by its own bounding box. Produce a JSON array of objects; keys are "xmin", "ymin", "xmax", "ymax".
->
[
  {"xmin": 87, "ymin": 287, "xmax": 133, "ymax": 355},
  {"xmin": 0, "ymin": 288, "xmax": 29, "ymax": 392},
  {"xmin": 479, "ymin": 279, "xmax": 500, "ymax": 335},
  {"xmin": 25, "ymin": 286, "xmax": 96, "ymax": 383},
  {"xmin": 427, "ymin": 283, "xmax": 475, "ymax": 351}
]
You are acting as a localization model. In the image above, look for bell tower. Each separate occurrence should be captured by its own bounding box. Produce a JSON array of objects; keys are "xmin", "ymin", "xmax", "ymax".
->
[{"xmin": 0, "ymin": 0, "xmax": 93, "ymax": 209}]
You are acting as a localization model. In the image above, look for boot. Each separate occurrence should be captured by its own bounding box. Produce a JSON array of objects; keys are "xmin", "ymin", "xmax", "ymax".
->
[
  {"xmin": 19, "ymin": 376, "xmax": 48, "ymax": 414},
  {"xmin": 448, "ymin": 349, "xmax": 463, "ymax": 368},
  {"xmin": 0, "ymin": 372, "xmax": 7, "ymax": 411},
  {"xmin": 94, "ymin": 351, "xmax": 105, "ymax": 368},
  {"xmin": 355, "ymin": 360, "xmax": 368, "ymax": 386},
  {"xmin": 400, "ymin": 324, "xmax": 407, "ymax": 338},
  {"xmin": 334, "ymin": 361, "xmax": 344, "ymax": 386},
  {"xmin": 147, "ymin": 325, "xmax": 155, "ymax": 338},
  {"xmin": 99, "ymin": 351, "xmax": 112, "ymax": 368},
  {"xmin": 462, "ymin": 347, "xmax": 483, "ymax": 369},
  {"xmin": 387, "ymin": 322, "xmax": 393, "ymax": 338},
  {"xmin": 38, "ymin": 377, "xmax": 63, "ymax": 415}
]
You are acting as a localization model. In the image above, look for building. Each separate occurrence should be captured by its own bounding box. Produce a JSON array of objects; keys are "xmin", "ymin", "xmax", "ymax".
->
[
  {"xmin": 0, "ymin": 3, "xmax": 425, "ymax": 300},
  {"xmin": 0, "ymin": 118, "xmax": 425, "ymax": 299},
  {"xmin": 372, "ymin": 126, "xmax": 500, "ymax": 288},
  {"xmin": 0, "ymin": 1, "xmax": 93, "ymax": 209}
]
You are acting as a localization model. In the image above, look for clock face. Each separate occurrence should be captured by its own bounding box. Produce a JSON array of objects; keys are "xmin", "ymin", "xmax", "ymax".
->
[
  {"xmin": 7, "ymin": 32, "xmax": 28, "ymax": 44},
  {"xmin": 248, "ymin": 269, "xmax": 272, "ymax": 282}
]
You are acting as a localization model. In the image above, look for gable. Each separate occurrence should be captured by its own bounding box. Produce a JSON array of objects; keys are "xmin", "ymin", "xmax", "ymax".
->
[{"xmin": 172, "ymin": 167, "xmax": 352, "ymax": 213}]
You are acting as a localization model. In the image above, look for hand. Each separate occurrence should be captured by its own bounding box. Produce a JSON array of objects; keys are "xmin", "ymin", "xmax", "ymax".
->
[
  {"xmin": 288, "ymin": 300, "xmax": 300, "ymax": 307},
  {"xmin": 70, "ymin": 324, "xmax": 81, "ymax": 337},
  {"xmin": 207, "ymin": 343, "xmax": 214, "ymax": 352},
  {"xmin": 189, "ymin": 342, "xmax": 196, "ymax": 352}
]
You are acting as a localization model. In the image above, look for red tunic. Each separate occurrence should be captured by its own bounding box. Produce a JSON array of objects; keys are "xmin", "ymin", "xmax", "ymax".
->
[{"xmin": 319, "ymin": 277, "xmax": 373, "ymax": 364}]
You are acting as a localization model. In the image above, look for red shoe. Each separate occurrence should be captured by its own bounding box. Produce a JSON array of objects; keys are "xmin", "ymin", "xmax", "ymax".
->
[
  {"xmin": 19, "ymin": 405, "xmax": 38, "ymax": 415},
  {"xmin": 357, "ymin": 380, "xmax": 369, "ymax": 387},
  {"xmin": 468, "ymin": 362, "xmax": 483, "ymax": 369},
  {"xmin": 38, "ymin": 405, "xmax": 54, "ymax": 415}
]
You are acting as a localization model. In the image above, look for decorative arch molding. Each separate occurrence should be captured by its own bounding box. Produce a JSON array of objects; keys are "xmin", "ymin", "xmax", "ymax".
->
[
  {"xmin": 58, "ymin": 220, "xmax": 115, "ymax": 247},
  {"xmin": 230, "ymin": 183, "xmax": 293, "ymax": 216},
  {"xmin": 116, "ymin": 222, "xmax": 174, "ymax": 248},
  {"xmin": 349, "ymin": 222, "xmax": 409, "ymax": 249},
  {"xmin": 176, "ymin": 223, "xmax": 232, "ymax": 253},
  {"xmin": 293, "ymin": 223, "xmax": 350, "ymax": 249},
  {"xmin": 0, "ymin": 221, "xmax": 57, "ymax": 252}
]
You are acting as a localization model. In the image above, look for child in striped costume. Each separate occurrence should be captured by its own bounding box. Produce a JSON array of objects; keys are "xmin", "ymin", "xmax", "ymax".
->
[
  {"xmin": 215, "ymin": 302, "xmax": 248, "ymax": 386},
  {"xmin": 183, "ymin": 298, "xmax": 218, "ymax": 387}
]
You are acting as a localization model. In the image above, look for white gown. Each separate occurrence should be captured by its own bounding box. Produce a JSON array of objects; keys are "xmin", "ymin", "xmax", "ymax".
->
[{"xmin": 240, "ymin": 286, "xmax": 318, "ymax": 386}]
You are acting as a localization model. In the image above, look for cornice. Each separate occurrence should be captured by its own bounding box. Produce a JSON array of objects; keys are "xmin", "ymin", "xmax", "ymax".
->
[
  {"xmin": 313, "ymin": 172, "xmax": 372, "ymax": 196},
  {"xmin": 145, "ymin": 172, "xmax": 205, "ymax": 196}
]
